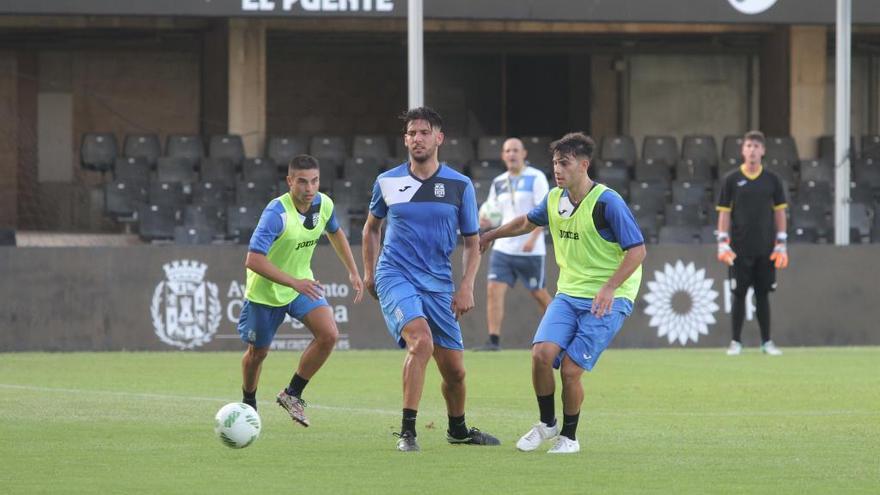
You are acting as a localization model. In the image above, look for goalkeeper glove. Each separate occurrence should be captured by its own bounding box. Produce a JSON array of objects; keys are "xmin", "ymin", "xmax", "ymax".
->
[
  {"xmin": 716, "ymin": 231, "xmax": 736, "ymax": 266},
  {"xmin": 769, "ymin": 232, "xmax": 789, "ymax": 269}
]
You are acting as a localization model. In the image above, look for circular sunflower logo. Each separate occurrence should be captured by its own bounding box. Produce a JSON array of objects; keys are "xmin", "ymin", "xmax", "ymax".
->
[{"xmin": 643, "ymin": 261, "xmax": 719, "ymax": 346}]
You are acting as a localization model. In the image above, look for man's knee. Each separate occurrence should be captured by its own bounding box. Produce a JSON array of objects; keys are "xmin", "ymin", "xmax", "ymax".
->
[
  {"xmin": 531, "ymin": 343, "xmax": 557, "ymax": 368},
  {"xmin": 405, "ymin": 325, "xmax": 434, "ymax": 358},
  {"xmin": 316, "ymin": 326, "xmax": 339, "ymax": 348},
  {"xmin": 560, "ymin": 360, "xmax": 583, "ymax": 384},
  {"xmin": 246, "ymin": 346, "xmax": 270, "ymax": 362}
]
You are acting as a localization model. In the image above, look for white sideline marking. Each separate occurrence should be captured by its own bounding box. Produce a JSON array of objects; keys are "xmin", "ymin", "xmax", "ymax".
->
[{"xmin": 0, "ymin": 383, "xmax": 877, "ymax": 419}]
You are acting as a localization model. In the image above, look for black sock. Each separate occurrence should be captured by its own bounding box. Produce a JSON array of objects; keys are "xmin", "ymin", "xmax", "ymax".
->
[
  {"xmin": 489, "ymin": 334, "xmax": 500, "ymax": 345},
  {"xmin": 537, "ymin": 394, "xmax": 556, "ymax": 427},
  {"xmin": 732, "ymin": 293, "xmax": 746, "ymax": 343},
  {"xmin": 448, "ymin": 414, "xmax": 468, "ymax": 438},
  {"xmin": 242, "ymin": 388, "xmax": 257, "ymax": 410},
  {"xmin": 755, "ymin": 290, "xmax": 771, "ymax": 343},
  {"xmin": 560, "ymin": 412, "xmax": 580, "ymax": 440},
  {"xmin": 286, "ymin": 373, "xmax": 309, "ymax": 398},
  {"xmin": 402, "ymin": 408, "xmax": 418, "ymax": 436}
]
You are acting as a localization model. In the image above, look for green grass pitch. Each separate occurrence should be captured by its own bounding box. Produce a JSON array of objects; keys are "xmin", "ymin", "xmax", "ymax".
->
[{"xmin": 2, "ymin": 348, "xmax": 878, "ymax": 494}]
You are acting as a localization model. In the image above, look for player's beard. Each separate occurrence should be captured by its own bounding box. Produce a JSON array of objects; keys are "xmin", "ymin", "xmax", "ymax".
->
[{"xmin": 410, "ymin": 145, "xmax": 436, "ymax": 165}]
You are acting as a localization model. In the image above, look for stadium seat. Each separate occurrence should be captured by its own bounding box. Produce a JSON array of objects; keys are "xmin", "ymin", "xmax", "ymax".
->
[
  {"xmin": 664, "ymin": 203, "xmax": 702, "ymax": 227},
  {"xmin": 477, "ymin": 136, "xmax": 505, "ymax": 161},
  {"xmin": 658, "ymin": 225, "xmax": 701, "ymax": 244},
  {"xmin": 200, "ymin": 157, "xmax": 237, "ymax": 184},
  {"xmin": 682, "ymin": 135, "xmax": 718, "ymax": 168},
  {"xmin": 861, "ymin": 135, "xmax": 880, "ymax": 159},
  {"xmin": 849, "ymin": 181, "xmax": 875, "ymax": 204},
  {"xmin": 721, "ymin": 135, "xmax": 744, "ymax": 163},
  {"xmin": 319, "ymin": 157, "xmax": 343, "ymax": 183},
  {"xmin": 123, "ymin": 134, "xmax": 161, "ymax": 166},
  {"xmin": 267, "ymin": 136, "xmax": 309, "ymax": 170},
  {"xmin": 718, "ymin": 157, "xmax": 740, "ymax": 177},
  {"xmin": 392, "ymin": 136, "xmax": 408, "ymax": 161},
  {"xmin": 765, "ymin": 136, "xmax": 799, "ymax": 166},
  {"xmin": 471, "ymin": 179, "xmax": 491, "ymax": 205},
  {"xmin": 799, "ymin": 159, "xmax": 833, "ymax": 186},
  {"xmin": 183, "ymin": 204, "xmax": 225, "ymax": 234},
  {"xmin": 642, "ymin": 136, "xmax": 678, "ymax": 167},
  {"xmin": 766, "ymin": 163, "xmax": 796, "ymax": 190},
  {"xmin": 235, "ymin": 179, "xmax": 277, "ymax": 208},
  {"xmin": 634, "ymin": 158, "xmax": 672, "ymax": 182},
  {"xmin": 853, "ymin": 157, "xmax": 880, "ymax": 190},
  {"xmin": 209, "ymin": 135, "xmax": 245, "ymax": 166},
  {"xmin": 191, "ymin": 181, "xmax": 233, "ymax": 208},
  {"xmin": 310, "ymin": 135, "xmax": 348, "ymax": 160},
  {"xmin": 849, "ymin": 202, "xmax": 873, "ymax": 239},
  {"xmin": 600, "ymin": 136, "xmax": 636, "ymax": 167},
  {"xmin": 630, "ymin": 203, "xmax": 659, "ymax": 243},
  {"xmin": 818, "ymin": 135, "xmax": 856, "ymax": 161},
  {"xmin": 789, "ymin": 226, "xmax": 819, "ymax": 244},
  {"xmin": 468, "ymin": 159, "xmax": 506, "ymax": 180},
  {"xmin": 138, "ymin": 204, "xmax": 177, "ymax": 241},
  {"xmin": 343, "ymin": 157, "xmax": 383, "ymax": 184},
  {"xmin": 790, "ymin": 202, "xmax": 830, "ymax": 235},
  {"xmin": 81, "ymin": 133, "xmax": 118, "ymax": 173},
  {"xmin": 148, "ymin": 181, "xmax": 186, "ymax": 210},
  {"xmin": 165, "ymin": 134, "xmax": 204, "ymax": 165},
  {"xmin": 332, "ymin": 178, "xmax": 372, "ymax": 206},
  {"xmin": 595, "ymin": 160, "xmax": 630, "ymax": 198},
  {"xmin": 113, "ymin": 157, "xmax": 151, "ymax": 184},
  {"xmin": 675, "ymin": 158, "xmax": 713, "ymax": 181},
  {"xmin": 242, "ymin": 157, "xmax": 278, "ymax": 183},
  {"xmin": 226, "ymin": 205, "xmax": 262, "ymax": 243},
  {"xmin": 104, "ymin": 180, "xmax": 148, "ymax": 219},
  {"xmin": 672, "ymin": 180, "xmax": 708, "ymax": 206},
  {"xmin": 173, "ymin": 225, "xmax": 215, "ymax": 245},
  {"xmin": 629, "ymin": 181, "xmax": 667, "ymax": 214},
  {"xmin": 157, "ymin": 156, "xmax": 197, "ymax": 184},
  {"xmin": 441, "ymin": 137, "xmax": 475, "ymax": 168},
  {"xmin": 797, "ymin": 181, "xmax": 832, "ymax": 212},
  {"xmin": 352, "ymin": 135, "xmax": 390, "ymax": 160},
  {"xmin": 521, "ymin": 136, "xmax": 553, "ymax": 170}
]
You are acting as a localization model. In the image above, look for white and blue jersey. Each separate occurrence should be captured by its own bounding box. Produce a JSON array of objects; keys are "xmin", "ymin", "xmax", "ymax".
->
[
  {"xmin": 527, "ymin": 186, "xmax": 644, "ymax": 251},
  {"xmin": 370, "ymin": 163, "xmax": 480, "ymax": 293},
  {"xmin": 486, "ymin": 166, "xmax": 549, "ymax": 256}
]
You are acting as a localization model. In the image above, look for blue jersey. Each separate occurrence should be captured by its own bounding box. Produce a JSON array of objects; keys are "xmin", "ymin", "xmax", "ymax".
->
[
  {"xmin": 249, "ymin": 194, "xmax": 339, "ymax": 255},
  {"xmin": 370, "ymin": 163, "xmax": 480, "ymax": 292},
  {"xmin": 527, "ymin": 186, "xmax": 644, "ymax": 251}
]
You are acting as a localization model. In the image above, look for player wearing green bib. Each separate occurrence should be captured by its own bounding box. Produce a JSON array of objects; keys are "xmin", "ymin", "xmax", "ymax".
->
[
  {"xmin": 480, "ymin": 132, "xmax": 646, "ymax": 454},
  {"xmin": 237, "ymin": 155, "xmax": 364, "ymax": 428}
]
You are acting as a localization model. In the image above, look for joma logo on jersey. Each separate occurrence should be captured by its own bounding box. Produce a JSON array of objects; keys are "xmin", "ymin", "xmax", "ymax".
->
[
  {"xmin": 558, "ymin": 229, "xmax": 580, "ymax": 240},
  {"xmin": 295, "ymin": 239, "xmax": 318, "ymax": 250}
]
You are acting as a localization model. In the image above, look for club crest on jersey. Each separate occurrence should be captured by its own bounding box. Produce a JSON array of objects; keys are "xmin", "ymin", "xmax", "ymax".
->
[
  {"xmin": 312, "ymin": 213, "xmax": 320, "ymax": 226},
  {"xmin": 434, "ymin": 183, "xmax": 445, "ymax": 198},
  {"xmin": 151, "ymin": 259, "xmax": 221, "ymax": 349}
]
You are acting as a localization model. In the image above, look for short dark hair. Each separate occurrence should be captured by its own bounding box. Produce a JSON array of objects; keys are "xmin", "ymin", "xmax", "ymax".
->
[
  {"xmin": 400, "ymin": 106, "xmax": 443, "ymax": 133},
  {"xmin": 288, "ymin": 154, "xmax": 319, "ymax": 174},
  {"xmin": 743, "ymin": 130, "xmax": 765, "ymax": 145},
  {"xmin": 549, "ymin": 132, "xmax": 595, "ymax": 161}
]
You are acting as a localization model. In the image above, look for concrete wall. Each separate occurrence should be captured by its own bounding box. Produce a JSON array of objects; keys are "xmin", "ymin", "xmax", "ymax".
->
[
  {"xmin": 627, "ymin": 54, "xmax": 750, "ymax": 154},
  {"xmin": 2, "ymin": 244, "xmax": 878, "ymax": 352}
]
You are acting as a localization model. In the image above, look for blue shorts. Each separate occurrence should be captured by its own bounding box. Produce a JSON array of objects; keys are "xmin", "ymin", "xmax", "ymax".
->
[
  {"xmin": 487, "ymin": 251, "xmax": 545, "ymax": 290},
  {"xmin": 375, "ymin": 271, "xmax": 463, "ymax": 351},
  {"xmin": 533, "ymin": 294, "xmax": 633, "ymax": 371},
  {"xmin": 237, "ymin": 295, "xmax": 330, "ymax": 348}
]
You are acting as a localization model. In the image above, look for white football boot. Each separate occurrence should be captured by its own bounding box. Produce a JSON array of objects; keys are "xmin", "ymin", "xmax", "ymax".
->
[
  {"xmin": 547, "ymin": 435, "xmax": 580, "ymax": 454},
  {"xmin": 516, "ymin": 421, "xmax": 559, "ymax": 452}
]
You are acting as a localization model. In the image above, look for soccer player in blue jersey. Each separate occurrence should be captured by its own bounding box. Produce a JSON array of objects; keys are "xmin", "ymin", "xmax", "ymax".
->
[
  {"xmin": 480, "ymin": 132, "xmax": 645, "ymax": 454},
  {"xmin": 362, "ymin": 107, "xmax": 501, "ymax": 452},
  {"xmin": 238, "ymin": 154, "xmax": 364, "ymax": 428}
]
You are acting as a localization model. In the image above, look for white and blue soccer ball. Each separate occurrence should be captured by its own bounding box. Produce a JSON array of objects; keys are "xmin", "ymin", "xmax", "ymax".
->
[
  {"xmin": 479, "ymin": 200, "xmax": 503, "ymax": 228},
  {"xmin": 214, "ymin": 403, "xmax": 261, "ymax": 449}
]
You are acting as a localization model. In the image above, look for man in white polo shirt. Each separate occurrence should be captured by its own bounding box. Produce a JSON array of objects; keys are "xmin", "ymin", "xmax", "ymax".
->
[{"xmin": 477, "ymin": 137, "xmax": 552, "ymax": 351}]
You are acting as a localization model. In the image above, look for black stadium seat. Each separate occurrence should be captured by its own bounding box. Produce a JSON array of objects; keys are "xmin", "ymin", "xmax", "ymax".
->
[
  {"xmin": 113, "ymin": 157, "xmax": 151, "ymax": 184},
  {"xmin": 799, "ymin": 159, "xmax": 833, "ymax": 186},
  {"xmin": 267, "ymin": 136, "xmax": 309, "ymax": 170},
  {"xmin": 521, "ymin": 136, "xmax": 553, "ymax": 169},
  {"xmin": 600, "ymin": 136, "xmax": 637, "ymax": 167},
  {"xmin": 200, "ymin": 157, "xmax": 237, "ymax": 184},
  {"xmin": 191, "ymin": 181, "xmax": 232, "ymax": 208},
  {"xmin": 166, "ymin": 134, "xmax": 204, "ymax": 165},
  {"xmin": 310, "ymin": 135, "xmax": 347, "ymax": 160},
  {"xmin": 138, "ymin": 204, "xmax": 177, "ymax": 241},
  {"xmin": 242, "ymin": 157, "xmax": 278, "ymax": 182},
  {"xmin": 477, "ymin": 136, "xmax": 505, "ymax": 161},
  {"xmin": 664, "ymin": 203, "xmax": 702, "ymax": 227},
  {"xmin": 642, "ymin": 136, "xmax": 678, "ymax": 167},
  {"xmin": 629, "ymin": 181, "xmax": 667, "ymax": 214},
  {"xmin": 721, "ymin": 135, "xmax": 744, "ymax": 163},
  {"xmin": 209, "ymin": 134, "xmax": 245, "ymax": 166},
  {"xmin": 81, "ymin": 133, "xmax": 118, "ymax": 173},
  {"xmin": 123, "ymin": 133, "xmax": 161, "ymax": 166},
  {"xmin": 682, "ymin": 135, "xmax": 718, "ymax": 168},
  {"xmin": 441, "ymin": 137, "xmax": 475, "ymax": 168},
  {"xmin": 671, "ymin": 180, "xmax": 708, "ymax": 206},
  {"xmin": 861, "ymin": 135, "xmax": 880, "ymax": 159},
  {"xmin": 157, "ymin": 156, "xmax": 197, "ymax": 184},
  {"xmin": 148, "ymin": 181, "xmax": 186, "ymax": 210},
  {"xmin": 104, "ymin": 180, "xmax": 148, "ymax": 219},
  {"xmin": 227, "ymin": 205, "xmax": 262, "ymax": 243},
  {"xmin": 235, "ymin": 179, "xmax": 276, "ymax": 207},
  {"xmin": 658, "ymin": 225, "xmax": 701, "ymax": 244},
  {"xmin": 353, "ymin": 135, "xmax": 390, "ymax": 160},
  {"xmin": 765, "ymin": 136, "xmax": 799, "ymax": 166}
]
